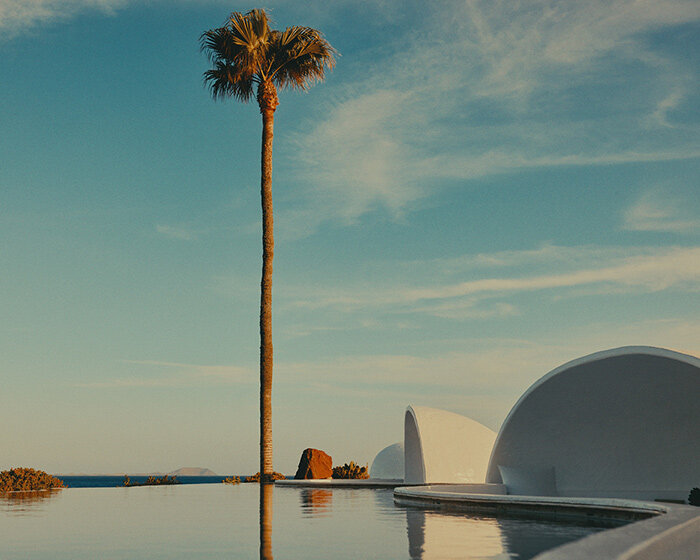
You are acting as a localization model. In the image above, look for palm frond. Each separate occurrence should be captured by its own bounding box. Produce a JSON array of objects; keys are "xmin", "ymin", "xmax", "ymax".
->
[
  {"xmin": 200, "ymin": 27, "xmax": 247, "ymax": 66},
  {"xmin": 203, "ymin": 61, "xmax": 255, "ymax": 102},
  {"xmin": 200, "ymin": 9, "xmax": 273, "ymax": 102},
  {"xmin": 270, "ymin": 26, "xmax": 337, "ymax": 90}
]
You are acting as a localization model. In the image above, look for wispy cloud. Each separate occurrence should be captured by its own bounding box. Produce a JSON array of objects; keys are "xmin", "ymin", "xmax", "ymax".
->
[
  {"xmin": 0, "ymin": 0, "xmax": 126, "ymax": 37},
  {"xmin": 410, "ymin": 300, "xmax": 519, "ymax": 320},
  {"xmin": 155, "ymin": 224, "xmax": 196, "ymax": 240},
  {"xmin": 650, "ymin": 87, "xmax": 687, "ymax": 128},
  {"xmin": 75, "ymin": 359, "xmax": 255, "ymax": 388},
  {"xmin": 409, "ymin": 243, "xmax": 640, "ymax": 273},
  {"xmin": 283, "ymin": 0, "xmax": 700, "ymax": 234},
  {"xmin": 623, "ymin": 190, "xmax": 700, "ymax": 233},
  {"xmin": 404, "ymin": 246, "xmax": 700, "ymax": 301},
  {"xmin": 284, "ymin": 245, "xmax": 700, "ymax": 314},
  {"xmin": 275, "ymin": 317, "xmax": 700, "ymax": 426}
]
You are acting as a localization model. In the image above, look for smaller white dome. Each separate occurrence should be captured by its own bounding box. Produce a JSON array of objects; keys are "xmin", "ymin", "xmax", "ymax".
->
[{"xmin": 370, "ymin": 442, "xmax": 404, "ymax": 480}]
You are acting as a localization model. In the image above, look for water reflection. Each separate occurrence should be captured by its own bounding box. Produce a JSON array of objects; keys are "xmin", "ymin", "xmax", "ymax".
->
[
  {"xmin": 300, "ymin": 489, "xmax": 333, "ymax": 517},
  {"xmin": 498, "ymin": 516, "xmax": 611, "ymax": 559},
  {"xmin": 406, "ymin": 509, "xmax": 425, "ymax": 559},
  {"xmin": 403, "ymin": 505, "xmax": 614, "ymax": 560},
  {"xmin": 259, "ymin": 483, "xmax": 273, "ymax": 560},
  {"xmin": 0, "ymin": 489, "xmax": 62, "ymax": 515},
  {"xmin": 405, "ymin": 508, "xmax": 505, "ymax": 559}
]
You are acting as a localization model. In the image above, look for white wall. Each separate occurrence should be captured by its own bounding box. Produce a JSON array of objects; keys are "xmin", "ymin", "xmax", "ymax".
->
[
  {"xmin": 370, "ymin": 442, "xmax": 404, "ymax": 479},
  {"xmin": 486, "ymin": 346, "xmax": 700, "ymax": 501},
  {"xmin": 405, "ymin": 405, "xmax": 496, "ymax": 484}
]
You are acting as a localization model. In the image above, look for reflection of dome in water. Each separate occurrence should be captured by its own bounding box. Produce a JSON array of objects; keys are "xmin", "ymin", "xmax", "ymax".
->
[
  {"xmin": 406, "ymin": 509, "xmax": 504, "ymax": 560},
  {"xmin": 486, "ymin": 346, "xmax": 700, "ymax": 501},
  {"xmin": 370, "ymin": 442, "xmax": 404, "ymax": 479},
  {"xmin": 405, "ymin": 406, "xmax": 496, "ymax": 484}
]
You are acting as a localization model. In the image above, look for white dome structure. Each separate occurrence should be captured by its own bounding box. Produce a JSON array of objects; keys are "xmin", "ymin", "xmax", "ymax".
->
[
  {"xmin": 404, "ymin": 405, "xmax": 497, "ymax": 485},
  {"xmin": 486, "ymin": 346, "xmax": 700, "ymax": 501},
  {"xmin": 370, "ymin": 442, "xmax": 404, "ymax": 479}
]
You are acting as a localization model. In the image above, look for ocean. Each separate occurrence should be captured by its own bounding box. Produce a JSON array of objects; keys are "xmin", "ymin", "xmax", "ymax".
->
[{"xmin": 58, "ymin": 475, "xmax": 246, "ymax": 488}]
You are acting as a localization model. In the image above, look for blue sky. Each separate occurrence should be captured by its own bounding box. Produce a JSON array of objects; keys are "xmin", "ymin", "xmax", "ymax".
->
[{"xmin": 1, "ymin": 0, "xmax": 698, "ymax": 475}]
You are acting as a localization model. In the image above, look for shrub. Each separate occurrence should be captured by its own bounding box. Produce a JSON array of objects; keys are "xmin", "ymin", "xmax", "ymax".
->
[
  {"xmin": 122, "ymin": 474, "xmax": 180, "ymax": 487},
  {"xmin": 689, "ymin": 487, "xmax": 700, "ymax": 506},
  {"xmin": 332, "ymin": 461, "xmax": 369, "ymax": 479},
  {"xmin": 223, "ymin": 476, "xmax": 241, "ymax": 485},
  {"xmin": 0, "ymin": 468, "xmax": 64, "ymax": 492},
  {"xmin": 245, "ymin": 472, "xmax": 286, "ymax": 483}
]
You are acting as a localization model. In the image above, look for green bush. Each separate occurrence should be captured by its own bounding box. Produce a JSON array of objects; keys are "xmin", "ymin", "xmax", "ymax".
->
[
  {"xmin": 245, "ymin": 472, "xmax": 286, "ymax": 483},
  {"xmin": 122, "ymin": 474, "xmax": 180, "ymax": 487},
  {"xmin": 0, "ymin": 468, "xmax": 64, "ymax": 492},
  {"xmin": 332, "ymin": 461, "xmax": 369, "ymax": 479},
  {"xmin": 223, "ymin": 476, "xmax": 241, "ymax": 485},
  {"xmin": 689, "ymin": 487, "xmax": 700, "ymax": 506}
]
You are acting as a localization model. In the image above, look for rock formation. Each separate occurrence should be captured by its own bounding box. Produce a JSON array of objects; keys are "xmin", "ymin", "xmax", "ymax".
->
[{"xmin": 294, "ymin": 448, "xmax": 333, "ymax": 479}]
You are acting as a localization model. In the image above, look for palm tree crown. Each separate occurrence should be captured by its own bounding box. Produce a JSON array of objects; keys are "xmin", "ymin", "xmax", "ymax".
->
[{"xmin": 201, "ymin": 9, "xmax": 336, "ymax": 111}]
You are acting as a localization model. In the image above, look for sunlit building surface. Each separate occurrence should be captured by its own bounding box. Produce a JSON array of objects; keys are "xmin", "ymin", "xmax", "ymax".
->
[
  {"xmin": 404, "ymin": 405, "xmax": 497, "ymax": 484},
  {"xmin": 486, "ymin": 346, "xmax": 700, "ymax": 501},
  {"xmin": 369, "ymin": 442, "xmax": 404, "ymax": 480}
]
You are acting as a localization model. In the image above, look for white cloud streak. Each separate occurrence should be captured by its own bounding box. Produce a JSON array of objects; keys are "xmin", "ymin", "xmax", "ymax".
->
[
  {"xmin": 285, "ymin": 245, "xmax": 700, "ymax": 313},
  {"xmin": 0, "ymin": 0, "xmax": 126, "ymax": 36},
  {"xmin": 406, "ymin": 246, "xmax": 700, "ymax": 301},
  {"xmin": 155, "ymin": 224, "xmax": 196, "ymax": 240},
  {"xmin": 283, "ymin": 0, "xmax": 700, "ymax": 234},
  {"xmin": 623, "ymin": 190, "xmax": 700, "ymax": 233},
  {"xmin": 75, "ymin": 359, "xmax": 255, "ymax": 387}
]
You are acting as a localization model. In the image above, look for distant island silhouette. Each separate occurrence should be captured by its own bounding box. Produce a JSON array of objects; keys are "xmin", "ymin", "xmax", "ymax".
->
[{"xmin": 168, "ymin": 467, "xmax": 218, "ymax": 476}]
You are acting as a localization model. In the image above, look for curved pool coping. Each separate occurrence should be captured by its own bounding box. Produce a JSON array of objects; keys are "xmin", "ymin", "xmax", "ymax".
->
[
  {"xmin": 393, "ymin": 484, "xmax": 700, "ymax": 559},
  {"xmin": 275, "ymin": 478, "xmax": 404, "ymax": 488}
]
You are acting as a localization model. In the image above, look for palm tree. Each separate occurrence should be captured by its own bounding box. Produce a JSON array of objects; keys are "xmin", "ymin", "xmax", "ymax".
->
[{"xmin": 201, "ymin": 9, "xmax": 336, "ymax": 481}]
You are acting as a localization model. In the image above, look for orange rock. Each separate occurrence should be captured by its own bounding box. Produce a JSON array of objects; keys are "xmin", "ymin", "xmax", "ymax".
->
[{"xmin": 294, "ymin": 448, "xmax": 333, "ymax": 479}]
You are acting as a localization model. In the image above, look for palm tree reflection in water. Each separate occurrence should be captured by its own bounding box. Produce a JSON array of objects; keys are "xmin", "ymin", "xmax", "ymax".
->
[{"xmin": 259, "ymin": 483, "xmax": 274, "ymax": 560}]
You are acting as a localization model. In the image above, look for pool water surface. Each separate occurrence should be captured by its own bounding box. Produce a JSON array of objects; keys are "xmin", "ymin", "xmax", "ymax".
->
[{"xmin": 1, "ymin": 484, "xmax": 612, "ymax": 559}]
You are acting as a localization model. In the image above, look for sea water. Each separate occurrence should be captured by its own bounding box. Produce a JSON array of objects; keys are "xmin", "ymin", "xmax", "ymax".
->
[
  {"xmin": 0, "ymin": 483, "xmax": 613, "ymax": 559},
  {"xmin": 59, "ymin": 475, "xmax": 248, "ymax": 488}
]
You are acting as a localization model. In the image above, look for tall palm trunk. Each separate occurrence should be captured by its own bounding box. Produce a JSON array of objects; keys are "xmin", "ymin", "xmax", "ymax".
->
[{"xmin": 258, "ymin": 81, "xmax": 278, "ymax": 478}]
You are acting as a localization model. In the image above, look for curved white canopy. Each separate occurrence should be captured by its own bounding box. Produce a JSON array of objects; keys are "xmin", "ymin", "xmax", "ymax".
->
[
  {"xmin": 486, "ymin": 346, "xmax": 700, "ymax": 501},
  {"xmin": 404, "ymin": 405, "xmax": 496, "ymax": 484}
]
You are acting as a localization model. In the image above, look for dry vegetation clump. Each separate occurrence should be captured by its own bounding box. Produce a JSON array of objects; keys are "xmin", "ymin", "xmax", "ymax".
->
[
  {"xmin": 689, "ymin": 487, "xmax": 700, "ymax": 506},
  {"xmin": 0, "ymin": 468, "xmax": 64, "ymax": 492},
  {"xmin": 245, "ymin": 472, "xmax": 286, "ymax": 483},
  {"xmin": 223, "ymin": 476, "xmax": 241, "ymax": 485},
  {"xmin": 332, "ymin": 461, "xmax": 369, "ymax": 479},
  {"xmin": 122, "ymin": 474, "xmax": 180, "ymax": 487}
]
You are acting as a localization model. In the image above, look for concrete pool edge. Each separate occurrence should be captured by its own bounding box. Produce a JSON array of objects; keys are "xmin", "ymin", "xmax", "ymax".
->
[
  {"xmin": 393, "ymin": 484, "xmax": 700, "ymax": 559},
  {"xmin": 274, "ymin": 479, "xmax": 504, "ymax": 489},
  {"xmin": 275, "ymin": 478, "xmax": 405, "ymax": 488}
]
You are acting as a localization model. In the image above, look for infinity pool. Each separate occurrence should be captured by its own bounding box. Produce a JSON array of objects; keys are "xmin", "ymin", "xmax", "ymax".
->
[{"xmin": 1, "ymin": 484, "xmax": 611, "ymax": 559}]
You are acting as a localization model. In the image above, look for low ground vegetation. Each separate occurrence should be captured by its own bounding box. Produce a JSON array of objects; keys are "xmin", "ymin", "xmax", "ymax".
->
[
  {"xmin": 332, "ymin": 462, "xmax": 369, "ymax": 479},
  {"xmin": 0, "ymin": 468, "xmax": 64, "ymax": 492},
  {"xmin": 122, "ymin": 474, "xmax": 180, "ymax": 487},
  {"xmin": 689, "ymin": 487, "xmax": 700, "ymax": 506},
  {"xmin": 245, "ymin": 472, "xmax": 286, "ymax": 483}
]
